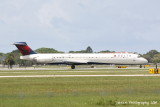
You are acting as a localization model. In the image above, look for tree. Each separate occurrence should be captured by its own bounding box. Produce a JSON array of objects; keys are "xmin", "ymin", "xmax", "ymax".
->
[
  {"xmin": 35, "ymin": 48, "xmax": 64, "ymax": 53},
  {"xmin": 98, "ymin": 50, "xmax": 115, "ymax": 53},
  {"xmin": 153, "ymin": 54, "xmax": 160, "ymax": 64},
  {"xmin": 69, "ymin": 50, "xmax": 86, "ymax": 53},
  {"xmin": 5, "ymin": 53, "xmax": 15, "ymax": 69},
  {"xmin": 69, "ymin": 46, "xmax": 93, "ymax": 53},
  {"xmin": 10, "ymin": 50, "xmax": 33, "ymax": 67},
  {"xmin": 86, "ymin": 46, "xmax": 93, "ymax": 53},
  {"xmin": 142, "ymin": 50, "xmax": 159, "ymax": 63},
  {"xmin": 0, "ymin": 53, "xmax": 3, "ymax": 56},
  {"xmin": 0, "ymin": 53, "xmax": 4, "ymax": 64},
  {"xmin": 146, "ymin": 50, "xmax": 159, "ymax": 57}
]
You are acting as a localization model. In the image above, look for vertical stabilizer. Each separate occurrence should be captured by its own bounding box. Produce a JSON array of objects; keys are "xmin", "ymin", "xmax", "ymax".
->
[{"xmin": 14, "ymin": 42, "xmax": 36, "ymax": 55}]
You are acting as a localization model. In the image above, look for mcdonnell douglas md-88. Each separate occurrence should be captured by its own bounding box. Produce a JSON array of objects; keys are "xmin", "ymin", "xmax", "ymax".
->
[{"xmin": 14, "ymin": 42, "xmax": 148, "ymax": 69}]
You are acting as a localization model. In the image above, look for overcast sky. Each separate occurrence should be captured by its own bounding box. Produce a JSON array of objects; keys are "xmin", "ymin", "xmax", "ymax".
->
[{"xmin": 0, "ymin": 0, "xmax": 160, "ymax": 54}]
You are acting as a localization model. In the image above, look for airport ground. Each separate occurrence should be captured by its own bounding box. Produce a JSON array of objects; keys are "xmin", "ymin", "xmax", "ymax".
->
[{"xmin": 0, "ymin": 66, "xmax": 160, "ymax": 107}]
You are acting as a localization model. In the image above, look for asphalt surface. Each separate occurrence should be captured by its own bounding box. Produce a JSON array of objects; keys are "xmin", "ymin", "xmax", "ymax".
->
[
  {"xmin": 0, "ymin": 67, "xmax": 159, "ymax": 78},
  {"xmin": 0, "ymin": 74, "xmax": 160, "ymax": 78},
  {"xmin": 0, "ymin": 66, "xmax": 152, "ymax": 71}
]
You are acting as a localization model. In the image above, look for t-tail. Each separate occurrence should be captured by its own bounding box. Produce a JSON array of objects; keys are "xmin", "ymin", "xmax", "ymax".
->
[{"xmin": 14, "ymin": 42, "xmax": 37, "ymax": 55}]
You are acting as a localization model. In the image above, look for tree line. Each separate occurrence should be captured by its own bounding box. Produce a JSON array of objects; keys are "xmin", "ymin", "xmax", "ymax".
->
[{"xmin": 0, "ymin": 47, "xmax": 160, "ymax": 68}]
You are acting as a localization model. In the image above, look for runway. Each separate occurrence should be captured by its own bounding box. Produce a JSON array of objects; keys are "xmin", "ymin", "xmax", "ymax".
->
[{"xmin": 0, "ymin": 74, "xmax": 160, "ymax": 78}]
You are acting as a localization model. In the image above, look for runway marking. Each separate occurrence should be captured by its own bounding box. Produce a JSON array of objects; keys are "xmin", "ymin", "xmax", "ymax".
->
[{"xmin": 0, "ymin": 74, "xmax": 160, "ymax": 78}]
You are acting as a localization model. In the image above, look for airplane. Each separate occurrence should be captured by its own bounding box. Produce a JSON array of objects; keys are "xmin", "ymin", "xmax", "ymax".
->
[{"xmin": 13, "ymin": 42, "xmax": 148, "ymax": 69}]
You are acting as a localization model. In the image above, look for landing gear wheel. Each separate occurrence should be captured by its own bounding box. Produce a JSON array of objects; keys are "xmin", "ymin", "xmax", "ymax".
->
[
  {"xmin": 91, "ymin": 65, "xmax": 94, "ymax": 68},
  {"xmin": 71, "ymin": 64, "xmax": 75, "ymax": 69},
  {"xmin": 140, "ymin": 65, "xmax": 142, "ymax": 68}
]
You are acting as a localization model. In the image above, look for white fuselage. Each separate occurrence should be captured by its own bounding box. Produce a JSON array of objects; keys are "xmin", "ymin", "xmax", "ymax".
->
[{"xmin": 20, "ymin": 52, "xmax": 148, "ymax": 65}]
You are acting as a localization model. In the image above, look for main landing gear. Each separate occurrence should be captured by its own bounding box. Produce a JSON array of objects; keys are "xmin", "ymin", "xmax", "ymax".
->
[
  {"xmin": 140, "ymin": 65, "xmax": 142, "ymax": 68},
  {"xmin": 71, "ymin": 64, "xmax": 75, "ymax": 69}
]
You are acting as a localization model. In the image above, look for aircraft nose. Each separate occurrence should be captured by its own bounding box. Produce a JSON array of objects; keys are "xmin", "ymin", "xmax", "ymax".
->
[{"xmin": 141, "ymin": 58, "xmax": 148, "ymax": 64}]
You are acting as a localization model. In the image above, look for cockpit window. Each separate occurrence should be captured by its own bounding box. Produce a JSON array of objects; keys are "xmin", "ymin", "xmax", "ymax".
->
[{"xmin": 137, "ymin": 55, "xmax": 141, "ymax": 58}]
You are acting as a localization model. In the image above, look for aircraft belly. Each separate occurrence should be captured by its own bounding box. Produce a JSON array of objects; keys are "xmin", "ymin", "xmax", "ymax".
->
[{"xmin": 52, "ymin": 58, "xmax": 88, "ymax": 64}]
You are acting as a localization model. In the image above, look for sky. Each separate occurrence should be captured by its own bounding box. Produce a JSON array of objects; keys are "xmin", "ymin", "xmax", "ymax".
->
[{"xmin": 0, "ymin": 0, "xmax": 160, "ymax": 54}]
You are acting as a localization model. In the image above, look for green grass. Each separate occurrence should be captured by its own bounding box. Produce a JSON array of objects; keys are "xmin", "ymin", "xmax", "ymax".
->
[{"xmin": 0, "ymin": 75, "xmax": 160, "ymax": 107}]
